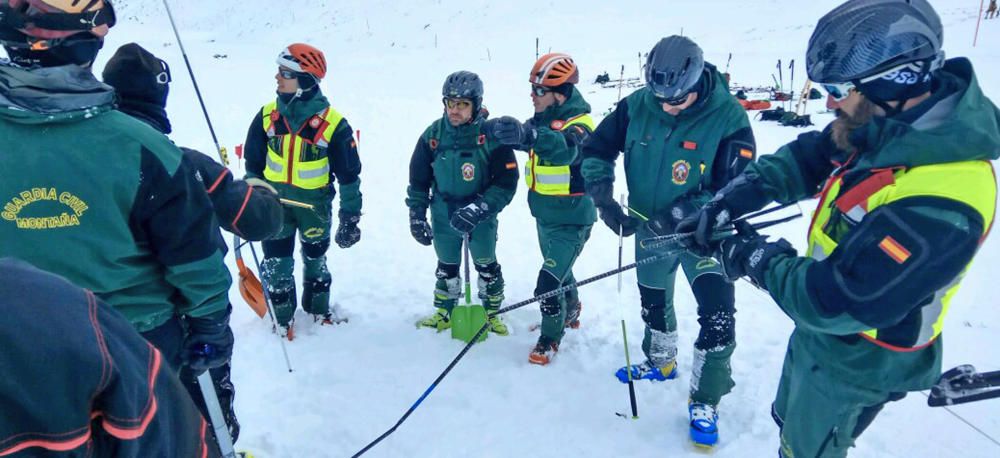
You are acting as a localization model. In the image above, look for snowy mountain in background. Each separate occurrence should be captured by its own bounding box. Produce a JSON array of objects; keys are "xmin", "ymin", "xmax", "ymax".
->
[{"xmin": 38, "ymin": 0, "xmax": 1000, "ymax": 456}]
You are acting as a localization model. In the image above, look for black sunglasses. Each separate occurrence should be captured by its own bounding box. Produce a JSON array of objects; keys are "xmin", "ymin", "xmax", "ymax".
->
[{"xmin": 531, "ymin": 85, "xmax": 551, "ymax": 97}]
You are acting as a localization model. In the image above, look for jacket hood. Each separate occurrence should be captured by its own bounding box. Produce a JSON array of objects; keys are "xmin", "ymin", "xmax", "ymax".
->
[
  {"xmin": 276, "ymin": 88, "xmax": 330, "ymax": 129},
  {"xmin": 0, "ymin": 62, "xmax": 115, "ymax": 123}
]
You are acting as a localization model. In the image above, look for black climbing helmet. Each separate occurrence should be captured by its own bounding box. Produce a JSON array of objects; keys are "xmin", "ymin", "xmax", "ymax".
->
[{"xmin": 644, "ymin": 35, "xmax": 704, "ymax": 103}]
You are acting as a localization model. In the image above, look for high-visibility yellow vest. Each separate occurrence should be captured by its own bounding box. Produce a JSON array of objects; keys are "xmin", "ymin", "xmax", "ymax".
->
[
  {"xmin": 261, "ymin": 101, "xmax": 344, "ymax": 190},
  {"xmin": 807, "ymin": 160, "xmax": 996, "ymax": 351},
  {"xmin": 524, "ymin": 113, "xmax": 596, "ymax": 196}
]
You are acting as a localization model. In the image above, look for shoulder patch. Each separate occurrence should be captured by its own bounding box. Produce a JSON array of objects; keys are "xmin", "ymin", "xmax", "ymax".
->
[
  {"xmin": 429, "ymin": 138, "xmax": 439, "ymax": 150},
  {"xmin": 505, "ymin": 162, "xmax": 517, "ymax": 170}
]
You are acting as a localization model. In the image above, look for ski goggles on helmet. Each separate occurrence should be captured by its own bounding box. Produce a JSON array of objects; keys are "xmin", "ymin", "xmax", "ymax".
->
[
  {"xmin": 821, "ymin": 82, "xmax": 856, "ymax": 102},
  {"xmin": 531, "ymin": 85, "xmax": 552, "ymax": 97},
  {"xmin": 443, "ymin": 98, "xmax": 472, "ymax": 109}
]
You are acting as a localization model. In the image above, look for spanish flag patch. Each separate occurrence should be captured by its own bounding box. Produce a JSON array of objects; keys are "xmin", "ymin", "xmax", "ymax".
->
[
  {"xmin": 740, "ymin": 148, "xmax": 754, "ymax": 159},
  {"xmin": 878, "ymin": 236, "xmax": 911, "ymax": 264},
  {"xmin": 505, "ymin": 162, "xmax": 517, "ymax": 170}
]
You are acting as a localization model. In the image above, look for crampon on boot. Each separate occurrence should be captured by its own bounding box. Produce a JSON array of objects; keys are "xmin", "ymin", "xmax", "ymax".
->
[
  {"xmin": 274, "ymin": 319, "xmax": 295, "ymax": 341},
  {"xmin": 528, "ymin": 335, "xmax": 559, "ymax": 366},
  {"xmin": 564, "ymin": 302, "xmax": 582, "ymax": 329},
  {"xmin": 615, "ymin": 359, "xmax": 677, "ymax": 383}
]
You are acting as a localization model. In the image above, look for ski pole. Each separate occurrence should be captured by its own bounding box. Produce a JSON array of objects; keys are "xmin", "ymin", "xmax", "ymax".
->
[
  {"xmin": 617, "ymin": 194, "xmax": 639, "ymax": 420},
  {"xmin": 616, "ymin": 64, "xmax": 626, "ymax": 103},
  {"xmin": 196, "ymin": 371, "xmax": 237, "ymax": 458},
  {"xmin": 352, "ymin": 250, "xmax": 679, "ymax": 457},
  {"xmin": 161, "ymin": 0, "xmax": 228, "ymax": 166},
  {"xmin": 788, "ymin": 59, "xmax": 795, "ymax": 111},
  {"xmin": 244, "ymin": 237, "xmax": 294, "ymax": 373}
]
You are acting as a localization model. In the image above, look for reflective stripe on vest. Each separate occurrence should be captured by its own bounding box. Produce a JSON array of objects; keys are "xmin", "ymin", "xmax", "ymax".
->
[
  {"xmin": 524, "ymin": 113, "xmax": 596, "ymax": 195},
  {"xmin": 806, "ymin": 160, "xmax": 997, "ymax": 351},
  {"xmin": 260, "ymin": 101, "xmax": 344, "ymax": 190}
]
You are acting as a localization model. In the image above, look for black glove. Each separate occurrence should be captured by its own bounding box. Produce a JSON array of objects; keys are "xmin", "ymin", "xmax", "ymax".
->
[
  {"xmin": 184, "ymin": 305, "xmax": 235, "ymax": 376},
  {"xmin": 585, "ymin": 179, "xmax": 617, "ymax": 208},
  {"xmin": 646, "ymin": 197, "xmax": 699, "ymax": 237},
  {"xmin": 586, "ymin": 180, "xmax": 637, "ymax": 236},
  {"xmin": 716, "ymin": 233, "xmax": 795, "ymax": 287},
  {"xmin": 335, "ymin": 211, "xmax": 361, "ymax": 248},
  {"xmin": 450, "ymin": 200, "xmax": 490, "ymax": 233},
  {"xmin": 598, "ymin": 204, "xmax": 639, "ymax": 237},
  {"xmin": 409, "ymin": 207, "xmax": 433, "ymax": 246},
  {"xmin": 485, "ymin": 116, "xmax": 536, "ymax": 150},
  {"xmin": 676, "ymin": 174, "xmax": 768, "ymax": 256}
]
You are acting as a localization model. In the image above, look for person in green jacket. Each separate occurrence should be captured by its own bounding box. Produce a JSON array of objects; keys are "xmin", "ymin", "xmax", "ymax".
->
[
  {"xmin": 680, "ymin": 1, "xmax": 999, "ymax": 456},
  {"xmin": 243, "ymin": 43, "xmax": 363, "ymax": 339},
  {"xmin": 581, "ymin": 36, "xmax": 756, "ymax": 447},
  {"xmin": 483, "ymin": 53, "xmax": 596, "ymax": 365},
  {"xmin": 0, "ymin": 0, "xmax": 232, "ymax": 375},
  {"xmin": 409, "ymin": 71, "xmax": 519, "ymax": 336}
]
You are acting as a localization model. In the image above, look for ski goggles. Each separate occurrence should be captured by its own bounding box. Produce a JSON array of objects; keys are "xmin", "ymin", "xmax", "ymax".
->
[
  {"xmin": 531, "ymin": 85, "xmax": 552, "ymax": 97},
  {"xmin": 655, "ymin": 92, "xmax": 691, "ymax": 106},
  {"xmin": 821, "ymin": 82, "xmax": 856, "ymax": 102},
  {"xmin": 278, "ymin": 68, "xmax": 297, "ymax": 79},
  {"xmin": 443, "ymin": 98, "xmax": 472, "ymax": 109}
]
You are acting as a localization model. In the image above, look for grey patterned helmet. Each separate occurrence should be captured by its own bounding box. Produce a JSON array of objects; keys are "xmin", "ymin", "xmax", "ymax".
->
[
  {"xmin": 644, "ymin": 36, "xmax": 704, "ymax": 102},
  {"xmin": 806, "ymin": 0, "xmax": 943, "ymax": 84}
]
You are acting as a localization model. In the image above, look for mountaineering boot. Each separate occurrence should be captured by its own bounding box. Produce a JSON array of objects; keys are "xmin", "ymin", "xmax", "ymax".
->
[
  {"xmin": 417, "ymin": 308, "xmax": 451, "ymax": 331},
  {"xmin": 615, "ymin": 359, "xmax": 677, "ymax": 383},
  {"xmin": 274, "ymin": 318, "xmax": 295, "ymax": 341},
  {"xmin": 564, "ymin": 302, "xmax": 582, "ymax": 329},
  {"xmin": 689, "ymin": 401, "xmax": 719, "ymax": 448},
  {"xmin": 528, "ymin": 334, "xmax": 559, "ymax": 366},
  {"xmin": 486, "ymin": 313, "xmax": 509, "ymax": 336},
  {"xmin": 314, "ymin": 312, "xmax": 333, "ymax": 325}
]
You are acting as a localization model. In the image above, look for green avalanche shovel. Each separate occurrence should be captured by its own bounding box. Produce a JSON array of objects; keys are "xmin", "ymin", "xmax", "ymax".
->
[{"xmin": 450, "ymin": 233, "xmax": 487, "ymax": 343}]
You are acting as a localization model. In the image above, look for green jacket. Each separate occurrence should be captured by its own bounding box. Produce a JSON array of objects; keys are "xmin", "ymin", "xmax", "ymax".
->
[
  {"xmin": 0, "ymin": 63, "xmax": 231, "ymax": 332},
  {"xmin": 582, "ymin": 64, "xmax": 755, "ymax": 217},
  {"xmin": 527, "ymin": 87, "xmax": 597, "ymax": 226},
  {"xmin": 406, "ymin": 114, "xmax": 518, "ymax": 214},
  {"xmin": 749, "ymin": 58, "xmax": 1000, "ymax": 390}
]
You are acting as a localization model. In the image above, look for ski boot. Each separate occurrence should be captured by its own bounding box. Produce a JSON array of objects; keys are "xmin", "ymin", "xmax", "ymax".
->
[
  {"xmin": 416, "ymin": 308, "xmax": 451, "ymax": 331},
  {"xmin": 688, "ymin": 401, "xmax": 719, "ymax": 448},
  {"xmin": 528, "ymin": 335, "xmax": 559, "ymax": 366},
  {"xmin": 615, "ymin": 359, "xmax": 677, "ymax": 383},
  {"xmin": 486, "ymin": 313, "xmax": 509, "ymax": 336}
]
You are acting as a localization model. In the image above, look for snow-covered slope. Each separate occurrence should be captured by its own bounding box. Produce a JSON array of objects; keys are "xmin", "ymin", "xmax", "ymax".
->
[{"xmin": 56, "ymin": 1, "xmax": 1000, "ymax": 456}]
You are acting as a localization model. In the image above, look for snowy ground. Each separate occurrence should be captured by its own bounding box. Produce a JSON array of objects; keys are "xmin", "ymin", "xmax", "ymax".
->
[{"xmin": 76, "ymin": 1, "xmax": 1000, "ymax": 456}]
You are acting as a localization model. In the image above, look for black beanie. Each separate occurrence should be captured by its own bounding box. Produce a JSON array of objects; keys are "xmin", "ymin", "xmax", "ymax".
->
[{"xmin": 103, "ymin": 43, "xmax": 173, "ymax": 133}]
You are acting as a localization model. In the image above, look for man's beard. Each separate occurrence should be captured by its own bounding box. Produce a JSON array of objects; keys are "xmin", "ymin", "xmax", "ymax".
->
[{"xmin": 830, "ymin": 98, "xmax": 879, "ymax": 151}]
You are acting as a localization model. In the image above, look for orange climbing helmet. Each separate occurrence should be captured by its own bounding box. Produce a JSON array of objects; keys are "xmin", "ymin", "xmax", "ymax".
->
[
  {"xmin": 529, "ymin": 52, "xmax": 579, "ymax": 87},
  {"xmin": 276, "ymin": 43, "xmax": 327, "ymax": 80}
]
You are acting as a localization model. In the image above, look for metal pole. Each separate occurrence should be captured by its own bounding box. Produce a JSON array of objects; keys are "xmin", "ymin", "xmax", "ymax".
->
[
  {"xmin": 197, "ymin": 371, "xmax": 237, "ymax": 458},
  {"xmin": 161, "ymin": 0, "xmax": 229, "ymax": 165}
]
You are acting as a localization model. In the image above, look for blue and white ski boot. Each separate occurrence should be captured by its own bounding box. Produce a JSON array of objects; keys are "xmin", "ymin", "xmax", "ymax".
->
[
  {"xmin": 614, "ymin": 359, "xmax": 677, "ymax": 383},
  {"xmin": 688, "ymin": 401, "xmax": 719, "ymax": 448}
]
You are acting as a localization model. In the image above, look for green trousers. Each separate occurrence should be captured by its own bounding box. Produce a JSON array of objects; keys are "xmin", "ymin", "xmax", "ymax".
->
[
  {"xmin": 773, "ymin": 332, "xmax": 903, "ymax": 458},
  {"xmin": 535, "ymin": 220, "xmax": 592, "ymax": 342},
  {"xmin": 261, "ymin": 186, "xmax": 333, "ymax": 326},
  {"xmin": 428, "ymin": 199, "xmax": 502, "ymax": 311},
  {"xmin": 634, "ymin": 226, "xmax": 736, "ymax": 406}
]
